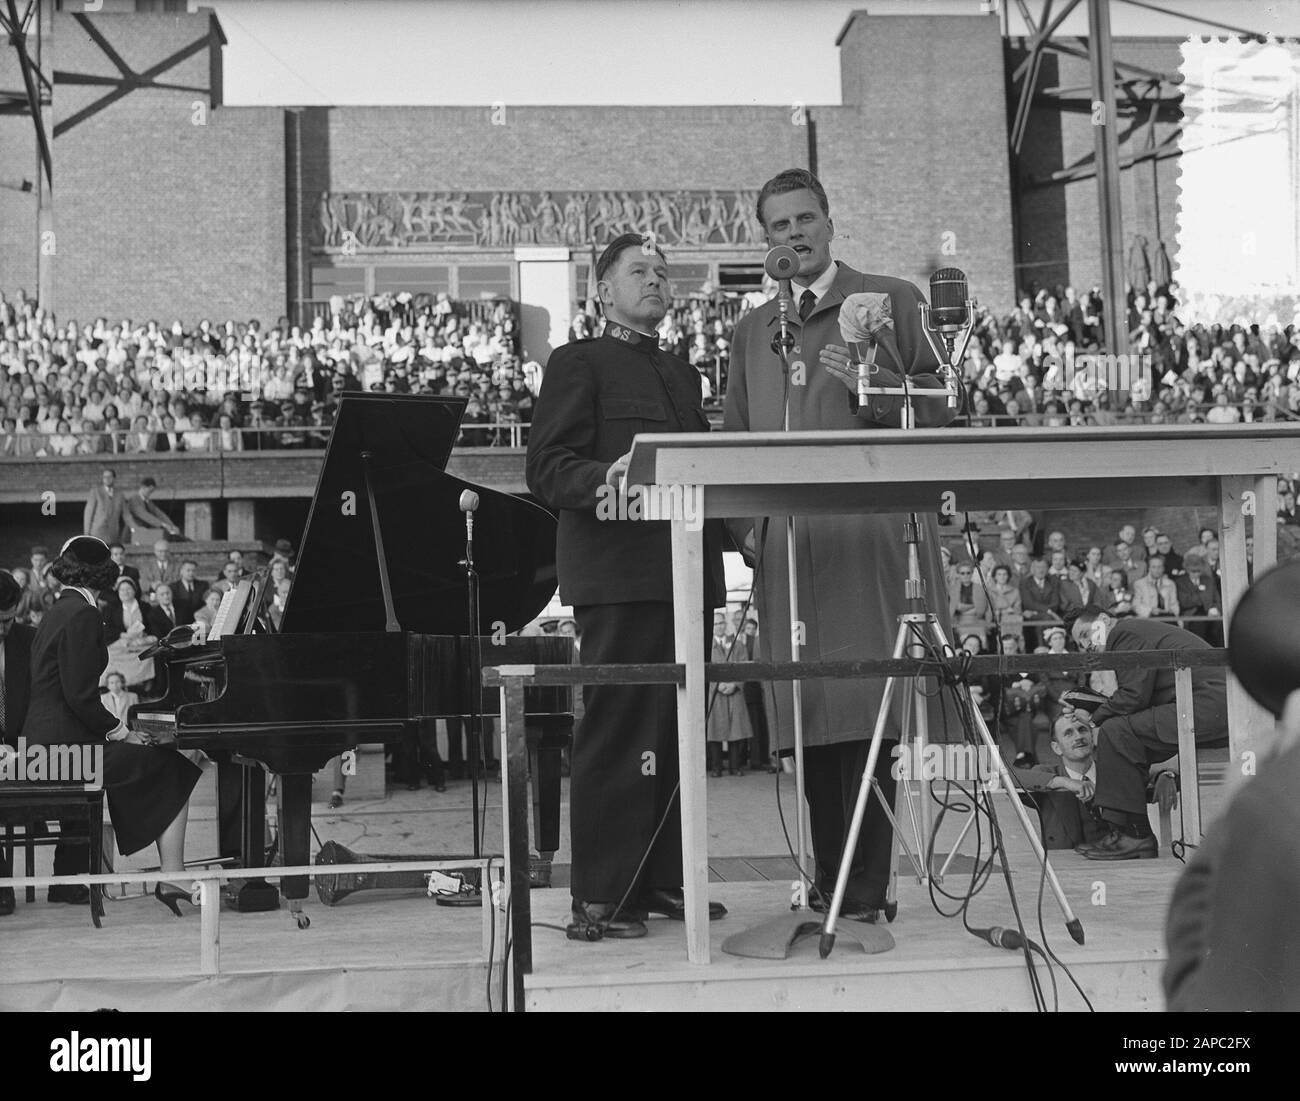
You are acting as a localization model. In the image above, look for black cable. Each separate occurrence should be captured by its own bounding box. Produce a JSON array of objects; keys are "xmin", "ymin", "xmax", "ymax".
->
[{"xmin": 484, "ymin": 854, "xmax": 497, "ymax": 1013}]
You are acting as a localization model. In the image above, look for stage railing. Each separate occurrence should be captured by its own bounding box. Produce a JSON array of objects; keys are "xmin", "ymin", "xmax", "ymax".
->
[
  {"xmin": 487, "ymin": 645, "xmax": 1229, "ymax": 992},
  {"xmin": 0, "ymin": 858, "xmax": 513, "ymax": 1002}
]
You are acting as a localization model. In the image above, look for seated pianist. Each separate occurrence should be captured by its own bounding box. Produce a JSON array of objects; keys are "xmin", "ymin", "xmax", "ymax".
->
[{"xmin": 9, "ymin": 537, "xmax": 202, "ymax": 916}]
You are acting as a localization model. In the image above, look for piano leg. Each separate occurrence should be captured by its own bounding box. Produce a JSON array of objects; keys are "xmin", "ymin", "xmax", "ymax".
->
[
  {"xmin": 215, "ymin": 756, "xmax": 243, "ymax": 863},
  {"xmin": 229, "ymin": 762, "xmax": 278, "ymax": 914},
  {"xmin": 528, "ymin": 718, "xmax": 572, "ymax": 888},
  {"xmin": 278, "ymin": 772, "xmax": 313, "ymax": 928}
]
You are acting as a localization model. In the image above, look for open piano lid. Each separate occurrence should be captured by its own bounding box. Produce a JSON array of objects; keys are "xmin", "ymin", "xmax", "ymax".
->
[{"xmin": 280, "ymin": 392, "xmax": 559, "ymax": 636}]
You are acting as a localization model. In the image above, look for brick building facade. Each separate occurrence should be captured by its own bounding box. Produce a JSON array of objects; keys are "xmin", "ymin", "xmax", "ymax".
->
[{"xmin": 1, "ymin": 7, "xmax": 1187, "ymax": 348}]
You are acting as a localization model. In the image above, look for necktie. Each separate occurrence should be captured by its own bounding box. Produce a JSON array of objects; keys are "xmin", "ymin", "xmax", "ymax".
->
[
  {"xmin": 798, "ymin": 290, "xmax": 816, "ymax": 322},
  {"xmin": 1156, "ymin": 587, "xmax": 1165, "ymax": 611}
]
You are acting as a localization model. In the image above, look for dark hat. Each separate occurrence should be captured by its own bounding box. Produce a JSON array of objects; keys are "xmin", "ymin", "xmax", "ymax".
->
[
  {"xmin": 0, "ymin": 569, "xmax": 22, "ymax": 619},
  {"xmin": 1228, "ymin": 560, "xmax": 1300, "ymax": 717},
  {"xmin": 274, "ymin": 539, "xmax": 294, "ymax": 554},
  {"xmin": 59, "ymin": 535, "xmax": 111, "ymax": 565}
]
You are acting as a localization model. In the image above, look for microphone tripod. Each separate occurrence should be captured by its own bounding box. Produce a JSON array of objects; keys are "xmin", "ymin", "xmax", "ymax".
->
[
  {"xmin": 818, "ymin": 306, "xmax": 1084, "ymax": 959},
  {"xmin": 723, "ymin": 246, "xmax": 839, "ymax": 959}
]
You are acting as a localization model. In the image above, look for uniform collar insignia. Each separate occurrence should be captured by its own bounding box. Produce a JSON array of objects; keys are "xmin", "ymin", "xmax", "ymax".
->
[{"xmin": 605, "ymin": 322, "xmax": 657, "ymax": 349}]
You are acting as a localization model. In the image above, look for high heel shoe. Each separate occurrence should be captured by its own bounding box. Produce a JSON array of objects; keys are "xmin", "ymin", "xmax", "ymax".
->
[{"xmin": 154, "ymin": 883, "xmax": 195, "ymax": 917}]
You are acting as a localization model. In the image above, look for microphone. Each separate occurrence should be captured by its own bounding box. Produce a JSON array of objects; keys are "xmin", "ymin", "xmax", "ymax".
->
[
  {"xmin": 764, "ymin": 245, "xmax": 801, "ymax": 283},
  {"xmin": 919, "ymin": 267, "xmax": 976, "ymax": 410},
  {"xmin": 765, "ymin": 245, "xmax": 801, "ymax": 360},
  {"xmin": 929, "ymin": 268, "xmax": 970, "ymax": 336},
  {"xmin": 459, "ymin": 489, "xmax": 479, "ymax": 551},
  {"xmin": 970, "ymin": 925, "xmax": 1037, "ymax": 952}
]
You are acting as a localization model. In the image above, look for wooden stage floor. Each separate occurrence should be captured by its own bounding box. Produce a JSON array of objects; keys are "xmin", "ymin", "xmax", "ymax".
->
[{"xmin": 0, "ymin": 771, "xmax": 1226, "ymax": 1012}]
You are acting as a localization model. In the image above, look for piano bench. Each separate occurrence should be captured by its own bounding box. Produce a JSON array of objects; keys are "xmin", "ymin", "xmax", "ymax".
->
[{"xmin": 0, "ymin": 783, "xmax": 107, "ymax": 928}]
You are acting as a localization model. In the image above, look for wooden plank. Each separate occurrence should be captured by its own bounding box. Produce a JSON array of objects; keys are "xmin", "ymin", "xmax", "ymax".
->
[
  {"xmin": 627, "ymin": 426, "xmax": 1300, "ymax": 490},
  {"xmin": 670, "ymin": 511, "xmax": 709, "ymax": 964},
  {"xmin": 501, "ymin": 677, "xmax": 531, "ymax": 1011},
  {"xmin": 702, "ymin": 477, "xmax": 1219, "ymax": 519},
  {"xmin": 1174, "ymin": 667, "xmax": 1202, "ymax": 847},
  {"xmin": 1219, "ymin": 474, "xmax": 1262, "ymax": 770},
  {"xmin": 1253, "ymin": 472, "xmax": 1279, "ymax": 575}
]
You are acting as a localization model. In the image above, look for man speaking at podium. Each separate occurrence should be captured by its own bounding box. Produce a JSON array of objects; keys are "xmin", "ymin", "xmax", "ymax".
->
[
  {"xmin": 527, "ymin": 232, "xmax": 725, "ymax": 940},
  {"xmin": 723, "ymin": 168, "xmax": 956, "ymax": 923}
]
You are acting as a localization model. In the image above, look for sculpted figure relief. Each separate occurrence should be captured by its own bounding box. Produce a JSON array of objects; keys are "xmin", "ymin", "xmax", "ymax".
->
[{"xmin": 309, "ymin": 189, "xmax": 764, "ymax": 248}]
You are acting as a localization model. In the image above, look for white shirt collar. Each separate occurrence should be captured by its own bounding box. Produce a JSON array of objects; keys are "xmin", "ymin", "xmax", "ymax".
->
[
  {"xmin": 791, "ymin": 261, "xmax": 838, "ymax": 305},
  {"xmin": 1064, "ymin": 761, "xmax": 1097, "ymax": 783},
  {"xmin": 69, "ymin": 586, "xmax": 97, "ymax": 608}
]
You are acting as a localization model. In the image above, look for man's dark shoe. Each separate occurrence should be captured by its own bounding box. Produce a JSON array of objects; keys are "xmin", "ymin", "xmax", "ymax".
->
[
  {"xmin": 0, "ymin": 887, "xmax": 14, "ymax": 916},
  {"xmin": 1075, "ymin": 830, "xmax": 1120, "ymax": 856},
  {"xmin": 567, "ymin": 899, "xmax": 647, "ymax": 940},
  {"xmin": 807, "ymin": 892, "xmax": 881, "ymax": 922},
  {"xmin": 48, "ymin": 884, "xmax": 90, "ymax": 905},
  {"xmin": 638, "ymin": 886, "xmax": 727, "ymax": 921},
  {"xmin": 1084, "ymin": 832, "xmax": 1158, "ymax": 861}
]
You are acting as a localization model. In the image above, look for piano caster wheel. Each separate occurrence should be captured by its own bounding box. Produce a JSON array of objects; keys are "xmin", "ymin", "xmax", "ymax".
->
[{"xmin": 884, "ymin": 902, "xmax": 898, "ymax": 924}]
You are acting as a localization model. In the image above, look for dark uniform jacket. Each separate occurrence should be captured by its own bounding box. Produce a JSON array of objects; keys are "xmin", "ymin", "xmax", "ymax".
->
[
  {"xmin": 2, "ymin": 623, "xmax": 35, "ymax": 748},
  {"xmin": 525, "ymin": 327, "xmax": 725, "ymax": 608},
  {"xmin": 21, "ymin": 590, "xmax": 118, "ymax": 749}
]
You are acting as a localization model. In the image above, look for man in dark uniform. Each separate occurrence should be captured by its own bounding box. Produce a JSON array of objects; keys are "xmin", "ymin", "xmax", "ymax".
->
[
  {"xmin": 527, "ymin": 232, "xmax": 726, "ymax": 939},
  {"xmin": 1065, "ymin": 605, "xmax": 1228, "ymax": 860},
  {"xmin": 0, "ymin": 570, "xmax": 36, "ymax": 916}
]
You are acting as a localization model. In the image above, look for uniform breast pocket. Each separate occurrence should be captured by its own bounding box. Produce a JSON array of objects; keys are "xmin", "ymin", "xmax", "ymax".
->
[{"xmin": 600, "ymin": 397, "xmax": 668, "ymax": 423}]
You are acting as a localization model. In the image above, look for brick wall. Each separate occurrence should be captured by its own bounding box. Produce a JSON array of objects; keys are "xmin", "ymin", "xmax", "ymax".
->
[
  {"xmin": 826, "ymin": 12, "xmax": 1017, "ymax": 306},
  {"xmin": 32, "ymin": 12, "xmax": 286, "ymax": 323}
]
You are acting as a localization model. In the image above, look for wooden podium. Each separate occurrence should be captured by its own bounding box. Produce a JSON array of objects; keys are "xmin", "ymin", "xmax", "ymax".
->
[{"xmin": 625, "ymin": 423, "xmax": 1299, "ymax": 963}]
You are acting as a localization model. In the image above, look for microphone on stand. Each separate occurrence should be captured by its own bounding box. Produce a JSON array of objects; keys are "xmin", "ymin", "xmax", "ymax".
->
[
  {"xmin": 919, "ymin": 267, "xmax": 977, "ymax": 410},
  {"xmin": 458, "ymin": 487, "xmax": 485, "ymax": 881},
  {"xmin": 765, "ymin": 245, "xmax": 801, "ymax": 361},
  {"xmin": 459, "ymin": 489, "xmax": 480, "ymax": 548}
]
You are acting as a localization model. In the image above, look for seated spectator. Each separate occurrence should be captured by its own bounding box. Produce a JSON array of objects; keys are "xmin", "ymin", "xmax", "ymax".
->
[
  {"xmin": 102, "ymin": 670, "xmax": 139, "ymax": 726},
  {"xmin": 1102, "ymin": 568, "xmax": 1135, "ymax": 617},
  {"xmin": 1019, "ymin": 557, "xmax": 1064, "ymax": 646},
  {"xmin": 1133, "ymin": 555, "xmax": 1179, "ymax": 619},
  {"xmin": 1153, "ymin": 531, "xmax": 1183, "ymax": 575},
  {"xmin": 212, "ymin": 560, "xmax": 243, "ymax": 594},
  {"xmin": 947, "ymin": 559, "xmax": 991, "ymax": 641},
  {"xmin": 102, "ymin": 575, "xmax": 157, "ymax": 688},
  {"xmin": 986, "ymin": 563, "xmax": 1023, "ymax": 639},
  {"xmin": 191, "ymin": 588, "xmax": 224, "ymax": 640},
  {"xmin": 1176, "ymin": 549, "xmax": 1222, "ymax": 644},
  {"xmin": 1013, "ymin": 713, "xmax": 1110, "ymax": 850}
]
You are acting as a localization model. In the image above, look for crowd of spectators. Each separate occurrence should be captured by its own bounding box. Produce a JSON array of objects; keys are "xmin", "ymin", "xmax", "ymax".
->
[
  {"xmin": 955, "ymin": 282, "xmax": 1300, "ymax": 427},
  {"xmin": 0, "ymin": 288, "xmax": 538, "ymax": 456},
  {"xmin": 6, "ymin": 279, "xmax": 1300, "ymax": 458},
  {"xmin": 940, "ymin": 504, "xmax": 1300, "ymax": 766}
]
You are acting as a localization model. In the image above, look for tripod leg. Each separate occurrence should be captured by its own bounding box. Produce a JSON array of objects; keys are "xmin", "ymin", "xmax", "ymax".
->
[{"xmin": 820, "ymin": 624, "xmax": 909, "ymax": 957}]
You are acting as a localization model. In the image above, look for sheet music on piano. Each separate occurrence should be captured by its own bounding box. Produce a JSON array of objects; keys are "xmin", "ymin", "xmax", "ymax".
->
[{"xmin": 208, "ymin": 580, "xmax": 252, "ymax": 639}]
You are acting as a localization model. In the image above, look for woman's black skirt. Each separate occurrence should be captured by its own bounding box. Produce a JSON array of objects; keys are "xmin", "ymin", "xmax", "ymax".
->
[{"xmin": 103, "ymin": 743, "xmax": 203, "ymax": 856}]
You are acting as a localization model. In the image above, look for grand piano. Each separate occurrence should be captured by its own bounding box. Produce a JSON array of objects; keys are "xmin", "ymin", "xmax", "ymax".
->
[{"xmin": 133, "ymin": 393, "xmax": 574, "ymax": 921}]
